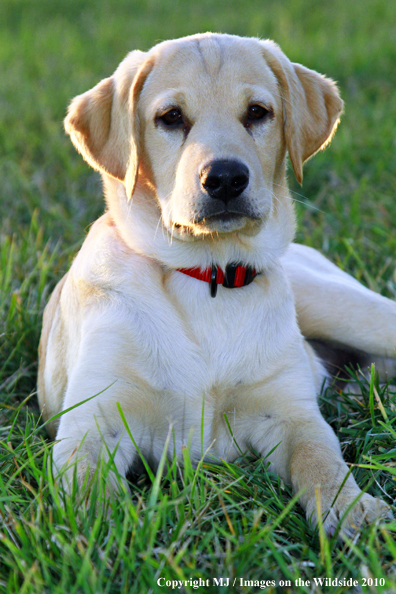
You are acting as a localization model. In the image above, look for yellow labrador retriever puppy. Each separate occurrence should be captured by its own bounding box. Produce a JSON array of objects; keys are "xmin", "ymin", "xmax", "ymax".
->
[{"xmin": 38, "ymin": 33, "xmax": 395, "ymax": 536}]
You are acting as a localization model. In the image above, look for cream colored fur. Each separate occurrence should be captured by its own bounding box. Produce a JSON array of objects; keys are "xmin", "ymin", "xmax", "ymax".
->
[{"xmin": 38, "ymin": 33, "xmax": 394, "ymax": 536}]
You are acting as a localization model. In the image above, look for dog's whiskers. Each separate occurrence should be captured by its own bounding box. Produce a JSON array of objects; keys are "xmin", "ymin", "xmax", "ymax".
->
[
  {"xmin": 154, "ymin": 214, "xmax": 164, "ymax": 241},
  {"xmin": 290, "ymin": 197, "xmax": 325, "ymax": 214},
  {"xmin": 271, "ymin": 182, "xmax": 326, "ymax": 214}
]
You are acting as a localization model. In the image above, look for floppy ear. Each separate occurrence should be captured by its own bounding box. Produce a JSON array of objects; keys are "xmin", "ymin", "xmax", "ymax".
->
[
  {"xmin": 64, "ymin": 50, "xmax": 154, "ymax": 198},
  {"xmin": 261, "ymin": 41, "xmax": 343, "ymax": 184}
]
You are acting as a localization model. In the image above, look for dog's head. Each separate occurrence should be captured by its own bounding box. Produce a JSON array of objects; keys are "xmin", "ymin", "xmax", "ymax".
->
[{"xmin": 65, "ymin": 34, "xmax": 342, "ymax": 244}]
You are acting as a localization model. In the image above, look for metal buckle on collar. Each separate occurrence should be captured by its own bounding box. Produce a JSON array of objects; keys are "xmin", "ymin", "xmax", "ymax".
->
[
  {"xmin": 210, "ymin": 265, "xmax": 218, "ymax": 298},
  {"xmin": 210, "ymin": 263, "xmax": 257, "ymax": 297}
]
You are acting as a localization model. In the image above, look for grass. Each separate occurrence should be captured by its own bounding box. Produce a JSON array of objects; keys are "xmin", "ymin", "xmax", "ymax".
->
[{"xmin": 1, "ymin": 0, "xmax": 396, "ymax": 591}]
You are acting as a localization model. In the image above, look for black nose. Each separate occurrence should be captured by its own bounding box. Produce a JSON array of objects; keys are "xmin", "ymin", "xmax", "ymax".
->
[{"xmin": 200, "ymin": 160, "xmax": 249, "ymax": 203}]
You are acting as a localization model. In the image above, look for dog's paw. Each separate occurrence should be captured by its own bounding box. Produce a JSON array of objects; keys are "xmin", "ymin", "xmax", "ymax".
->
[
  {"xmin": 52, "ymin": 440, "xmax": 127, "ymax": 503},
  {"xmin": 318, "ymin": 492, "xmax": 393, "ymax": 538}
]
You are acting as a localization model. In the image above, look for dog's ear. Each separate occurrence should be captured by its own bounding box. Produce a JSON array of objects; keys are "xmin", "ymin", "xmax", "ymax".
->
[
  {"xmin": 261, "ymin": 41, "xmax": 343, "ymax": 184},
  {"xmin": 64, "ymin": 51, "xmax": 154, "ymax": 198}
]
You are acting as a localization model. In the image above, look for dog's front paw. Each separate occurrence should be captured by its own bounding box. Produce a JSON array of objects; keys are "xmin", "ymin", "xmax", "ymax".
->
[
  {"xmin": 308, "ymin": 490, "xmax": 393, "ymax": 538},
  {"xmin": 52, "ymin": 439, "xmax": 126, "ymax": 502}
]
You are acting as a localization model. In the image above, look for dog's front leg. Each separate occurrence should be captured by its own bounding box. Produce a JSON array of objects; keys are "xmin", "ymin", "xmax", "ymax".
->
[
  {"xmin": 287, "ymin": 419, "xmax": 392, "ymax": 536},
  {"xmin": 52, "ymin": 376, "xmax": 149, "ymax": 497},
  {"xmin": 246, "ymin": 396, "xmax": 392, "ymax": 536}
]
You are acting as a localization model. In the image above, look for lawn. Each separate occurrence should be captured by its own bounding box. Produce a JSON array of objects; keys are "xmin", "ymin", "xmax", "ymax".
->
[{"xmin": 0, "ymin": 0, "xmax": 396, "ymax": 592}]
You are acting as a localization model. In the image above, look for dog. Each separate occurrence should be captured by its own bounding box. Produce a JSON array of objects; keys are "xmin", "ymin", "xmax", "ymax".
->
[{"xmin": 38, "ymin": 33, "xmax": 395, "ymax": 536}]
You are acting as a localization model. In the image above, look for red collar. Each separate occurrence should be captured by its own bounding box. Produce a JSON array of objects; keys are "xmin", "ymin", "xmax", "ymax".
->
[{"xmin": 177, "ymin": 263, "xmax": 258, "ymax": 297}]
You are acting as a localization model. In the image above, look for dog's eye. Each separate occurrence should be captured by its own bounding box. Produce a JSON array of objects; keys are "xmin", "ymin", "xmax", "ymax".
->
[
  {"xmin": 160, "ymin": 108, "xmax": 183, "ymax": 127},
  {"xmin": 245, "ymin": 104, "xmax": 271, "ymax": 126}
]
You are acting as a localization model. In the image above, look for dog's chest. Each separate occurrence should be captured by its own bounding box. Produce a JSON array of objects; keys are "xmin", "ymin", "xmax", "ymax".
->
[
  {"xmin": 177, "ymin": 283, "xmax": 268, "ymax": 383},
  {"xmin": 128, "ymin": 268, "xmax": 296, "ymax": 398}
]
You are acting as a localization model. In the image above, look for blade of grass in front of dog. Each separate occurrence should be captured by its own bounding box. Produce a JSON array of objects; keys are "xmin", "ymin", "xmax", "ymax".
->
[
  {"xmin": 116, "ymin": 402, "xmax": 155, "ymax": 483},
  {"xmin": 190, "ymin": 439, "xmax": 217, "ymax": 504},
  {"xmin": 380, "ymin": 527, "xmax": 396, "ymax": 560},
  {"xmin": 93, "ymin": 417, "xmax": 131, "ymax": 499},
  {"xmin": 330, "ymin": 465, "xmax": 355, "ymax": 509},
  {"xmin": 181, "ymin": 428, "xmax": 195, "ymax": 494},
  {"xmin": 4, "ymin": 440, "xmax": 48, "ymax": 492},
  {"xmin": 373, "ymin": 385, "xmax": 389, "ymax": 422},
  {"xmin": 369, "ymin": 364, "xmax": 376, "ymax": 427},
  {"xmin": 266, "ymin": 540, "xmax": 301, "ymax": 589},
  {"xmin": 223, "ymin": 412, "xmax": 243, "ymax": 455},
  {"xmin": 378, "ymin": 419, "xmax": 396, "ymax": 441},
  {"xmin": 148, "ymin": 425, "xmax": 172, "ymax": 510},
  {"xmin": 200, "ymin": 393, "xmax": 205, "ymax": 459},
  {"xmin": 357, "ymin": 459, "xmax": 396, "ymax": 476},
  {"xmin": 229, "ymin": 486, "xmax": 305, "ymax": 552},
  {"xmin": 34, "ymin": 383, "xmax": 117, "ymax": 436},
  {"xmin": 315, "ymin": 487, "xmax": 325, "ymax": 560},
  {"xmin": 315, "ymin": 487, "xmax": 332, "ymax": 577},
  {"xmin": 253, "ymin": 493, "xmax": 304, "ymax": 548},
  {"xmin": 199, "ymin": 393, "xmax": 206, "ymax": 506}
]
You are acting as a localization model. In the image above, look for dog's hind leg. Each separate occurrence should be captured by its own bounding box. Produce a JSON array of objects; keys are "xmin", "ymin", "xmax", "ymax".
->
[{"xmin": 282, "ymin": 243, "xmax": 396, "ymax": 377}]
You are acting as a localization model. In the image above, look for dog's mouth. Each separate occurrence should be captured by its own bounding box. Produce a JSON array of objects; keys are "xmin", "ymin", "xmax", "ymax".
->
[
  {"xmin": 201, "ymin": 211, "xmax": 245, "ymax": 224},
  {"xmin": 196, "ymin": 206, "xmax": 261, "ymax": 231},
  {"xmin": 172, "ymin": 209, "xmax": 261, "ymax": 237}
]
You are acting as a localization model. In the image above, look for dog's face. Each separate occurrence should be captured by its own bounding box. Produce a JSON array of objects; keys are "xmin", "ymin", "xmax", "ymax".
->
[
  {"xmin": 64, "ymin": 34, "xmax": 343, "ymax": 241},
  {"xmin": 138, "ymin": 37, "xmax": 284, "ymax": 237}
]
